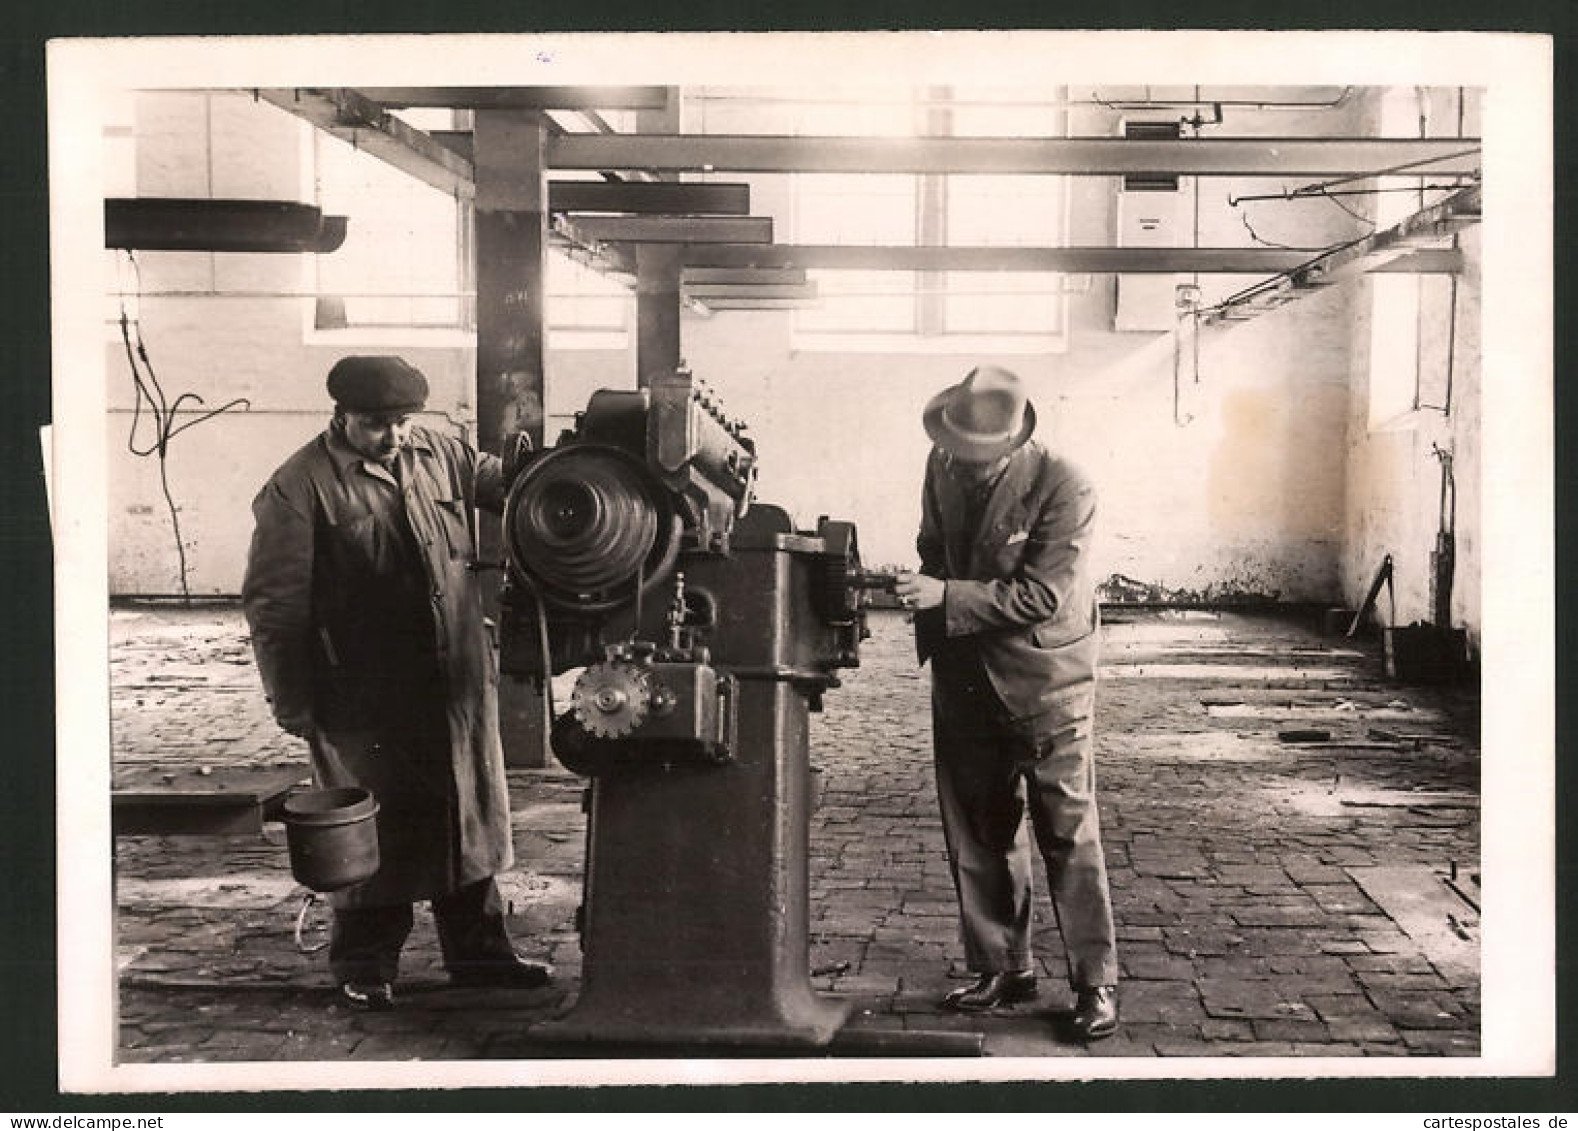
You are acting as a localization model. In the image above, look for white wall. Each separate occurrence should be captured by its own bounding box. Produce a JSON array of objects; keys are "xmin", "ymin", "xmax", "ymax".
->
[{"xmin": 1339, "ymin": 89, "xmax": 1482, "ymax": 652}]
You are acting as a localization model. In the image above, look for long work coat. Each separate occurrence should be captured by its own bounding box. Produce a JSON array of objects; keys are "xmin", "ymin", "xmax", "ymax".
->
[
  {"xmin": 242, "ymin": 424, "xmax": 512, "ymax": 909},
  {"xmin": 915, "ymin": 440, "xmax": 1100, "ymax": 729}
]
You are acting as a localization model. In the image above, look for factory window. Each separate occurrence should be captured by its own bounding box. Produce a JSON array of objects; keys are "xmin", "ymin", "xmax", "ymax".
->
[
  {"xmin": 788, "ymin": 88, "xmax": 1068, "ymax": 353},
  {"xmin": 306, "ymin": 112, "xmax": 473, "ymax": 345},
  {"xmin": 306, "ymin": 114, "xmax": 630, "ymax": 348},
  {"xmin": 793, "ymin": 174, "xmax": 919, "ymax": 335},
  {"xmin": 941, "ymin": 174, "xmax": 1066, "ymax": 336},
  {"xmin": 1366, "ymin": 88, "xmax": 1456, "ymax": 430}
]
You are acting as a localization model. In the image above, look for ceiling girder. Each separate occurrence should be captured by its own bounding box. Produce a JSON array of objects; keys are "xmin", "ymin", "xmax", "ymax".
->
[
  {"xmin": 1203, "ymin": 186, "xmax": 1480, "ymax": 326},
  {"xmin": 262, "ymin": 88, "xmax": 1480, "ymax": 204},
  {"xmin": 558, "ymin": 214, "xmax": 774, "ymax": 245},
  {"xmin": 1367, "ymin": 250, "xmax": 1462, "ymax": 274},
  {"xmin": 546, "ymin": 134, "xmax": 1480, "ymax": 177},
  {"xmin": 1293, "ymin": 187, "xmax": 1480, "ymax": 286},
  {"xmin": 249, "ymin": 89, "xmax": 1476, "ymax": 285},
  {"xmin": 692, "ymin": 297, "xmax": 822, "ymax": 311},
  {"xmin": 684, "ymin": 282, "xmax": 819, "ymax": 300},
  {"xmin": 550, "ymin": 180, "xmax": 751, "ymax": 215},
  {"xmin": 673, "ymin": 245, "xmax": 1373, "ymax": 274},
  {"xmin": 573, "ymin": 243, "xmax": 1460, "ymax": 277},
  {"xmin": 256, "ymin": 88, "xmax": 477, "ymax": 199},
  {"xmin": 685, "ymin": 267, "xmax": 809, "ymax": 285},
  {"xmin": 354, "ymin": 86, "xmax": 674, "ymax": 110}
]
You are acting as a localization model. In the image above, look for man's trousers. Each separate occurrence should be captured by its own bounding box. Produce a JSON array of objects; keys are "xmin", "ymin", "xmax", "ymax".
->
[
  {"xmin": 328, "ymin": 875, "xmax": 521, "ymax": 983},
  {"xmin": 931, "ymin": 650, "xmax": 1119, "ymax": 990}
]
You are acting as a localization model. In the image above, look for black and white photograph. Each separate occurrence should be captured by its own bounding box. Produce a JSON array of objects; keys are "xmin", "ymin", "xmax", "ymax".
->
[{"xmin": 44, "ymin": 28, "xmax": 1553, "ymax": 1096}]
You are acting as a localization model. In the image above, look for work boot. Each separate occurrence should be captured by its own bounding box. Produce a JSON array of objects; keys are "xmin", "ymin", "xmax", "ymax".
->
[
  {"xmin": 339, "ymin": 981, "xmax": 395, "ymax": 1011},
  {"xmin": 1068, "ymin": 985, "xmax": 1119, "ymax": 1042},
  {"xmin": 448, "ymin": 954, "xmax": 553, "ymax": 989},
  {"xmin": 940, "ymin": 970, "xmax": 1038, "ymax": 1011}
]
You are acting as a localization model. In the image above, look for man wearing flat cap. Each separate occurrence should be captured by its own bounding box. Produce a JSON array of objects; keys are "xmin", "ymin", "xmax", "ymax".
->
[
  {"xmin": 243, "ymin": 355, "xmax": 550, "ymax": 1011},
  {"xmin": 895, "ymin": 365, "xmax": 1119, "ymax": 1043}
]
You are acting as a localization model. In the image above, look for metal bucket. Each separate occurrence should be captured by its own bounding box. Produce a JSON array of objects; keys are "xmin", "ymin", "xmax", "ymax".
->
[{"xmin": 281, "ymin": 787, "xmax": 380, "ymax": 893}]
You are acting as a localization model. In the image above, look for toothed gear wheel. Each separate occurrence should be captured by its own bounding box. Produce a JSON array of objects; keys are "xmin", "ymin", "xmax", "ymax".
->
[
  {"xmin": 571, "ymin": 659, "xmax": 653, "ymax": 739},
  {"xmin": 821, "ymin": 554, "xmax": 856, "ymax": 621}
]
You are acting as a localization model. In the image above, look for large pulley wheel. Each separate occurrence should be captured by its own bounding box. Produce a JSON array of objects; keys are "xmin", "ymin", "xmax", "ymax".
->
[{"xmin": 504, "ymin": 444, "xmax": 681, "ymax": 613}]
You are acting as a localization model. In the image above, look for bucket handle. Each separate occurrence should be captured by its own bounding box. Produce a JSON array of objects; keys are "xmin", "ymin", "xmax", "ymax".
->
[{"xmin": 294, "ymin": 891, "xmax": 331, "ymax": 955}]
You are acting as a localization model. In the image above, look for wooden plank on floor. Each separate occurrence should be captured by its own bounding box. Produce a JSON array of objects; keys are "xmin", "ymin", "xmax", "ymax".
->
[
  {"xmin": 1100, "ymin": 663, "xmax": 1356, "ymax": 682},
  {"xmin": 113, "ymin": 766, "xmax": 309, "ymax": 836},
  {"xmin": 1206, "ymin": 703, "xmax": 1449, "ymax": 723},
  {"xmin": 1347, "ymin": 865, "xmax": 1479, "ymax": 981}
]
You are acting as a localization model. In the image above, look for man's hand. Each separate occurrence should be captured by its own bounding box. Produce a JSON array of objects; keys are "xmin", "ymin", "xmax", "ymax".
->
[{"xmin": 894, "ymin": 570, "xmax": 945, "ymax": 611}]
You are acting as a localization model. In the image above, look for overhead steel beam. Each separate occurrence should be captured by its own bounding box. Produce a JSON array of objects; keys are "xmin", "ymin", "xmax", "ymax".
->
[
  {"xmin": 679, "ymin": 245, "xmax": 1322, "ymax": 273},
  {"xmin": 558, "ymin": 214, "xmax": 774, "ymax": 245},
  {"xmin": 256, "ymin": 88, "xmax": 475, "ymax": 199},
  {"xmin": 1203, "ymin": 186, "xmax": 1479, "ymax": 325},
  {"xmin": 549, "ymin": 180, "xmax": 751, "ymax": 215},
  {"xmin": 696, "ymin": 298, "xmax": 823, "ymax": 311},
  {"xmin": 1293, "ymin": 186, "xmax": 1480, "ymax": 285},
  {"xmin": 552, "ymin": 242, "xmax": 1460, "ymax": 280},
  {"xmin": 678, "ymin": 244, "xmax": 1469, "ymax": 274},
  {"xmin": 1368, "ymin": 249, "xmax": 1462, "ymax": 274},
  {"xmin": 684, "ymin": 282, "xmax": 819, "ymax": 300},
  {"xmin": 355, "ymin": 86, "xmax": 675, "ymax": 111},
  {"xmin": 685, "ymin": 267, "xmax": 808, "ymax": 285},
  {"xmin": 547, "ymin": 134, "xmax": 1481, "ymax": 177},
  {"xmin": 430, "ymin": 129, "xmax": 475, "ymax": 161},
  {"xmin": 547, "ymin": 235, "xmax": 636, "ymax": 280}
]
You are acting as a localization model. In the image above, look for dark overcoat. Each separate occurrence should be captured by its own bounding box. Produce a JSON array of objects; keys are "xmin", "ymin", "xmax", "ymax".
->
[
  {"xmin": 242, "ymin": 424, "xmax": 512, "ymax": 908},
  {"xmin": 915, "ymin": 440, "xmax": 1100, "ymax": 728}
]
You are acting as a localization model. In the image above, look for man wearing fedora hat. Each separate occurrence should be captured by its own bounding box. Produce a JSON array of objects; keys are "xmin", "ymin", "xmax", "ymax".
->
[
  {"xmin": 243, "ymin": 355, "xmax": 551, "ymax": 1011},
  {"xmin": 895, "ymin": 364, "xmax": 1119, "ymax": 1043}
]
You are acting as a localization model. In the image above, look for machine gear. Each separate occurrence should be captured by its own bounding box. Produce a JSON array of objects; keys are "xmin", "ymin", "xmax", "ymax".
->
[
  {"xmin": 571, "ymin": 658, "xmax": 654, "ymax": 738},
  {"xmin": 815, "ymin": 519, "xmax": 863, "ymax": 623}
]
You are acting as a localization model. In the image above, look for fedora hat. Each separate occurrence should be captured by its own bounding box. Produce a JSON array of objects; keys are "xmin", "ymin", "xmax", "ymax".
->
[{"xmin": 923, "ymin": 365, "xmax": 1037, "ymax": 463}]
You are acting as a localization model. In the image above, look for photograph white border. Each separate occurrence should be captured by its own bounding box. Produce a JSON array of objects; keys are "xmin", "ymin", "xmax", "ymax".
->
[{"xmin": 48, "ymin": 28, "xmax": 1555, "ymax": 1092}]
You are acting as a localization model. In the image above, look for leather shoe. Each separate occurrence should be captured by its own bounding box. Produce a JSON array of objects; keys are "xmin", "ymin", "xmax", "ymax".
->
[
  {"xmin": 339, "ymin": 981, "xmax": 395, "ymax": 1011},
  {"xmin": 940, "ymin": 970, "xmax": 1037, "ymax": 1012},
  {"xmin": 1069, "ymin": 985, "xmax": 1119, "ymax": 1041},
  {"xmin": 448, "ymin": 955, "xmax": 553, "ymax": 989}
]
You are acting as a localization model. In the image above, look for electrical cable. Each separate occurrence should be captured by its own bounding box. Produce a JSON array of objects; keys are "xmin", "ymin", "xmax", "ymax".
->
[
  {"xmin": 117, "ymin": 251, "xmax": 251, "ymax": 603},
  {"xmin": 1226, "ymin": 182, "xmax": 1472, "ymax": 207},
  {"xmin": 1235, "ymin": 209, "xmax": 1338, "ymax": 252},
  {"xmin": 1296, "ymin": 147, "xmax": 1480, "ymax": 197}
]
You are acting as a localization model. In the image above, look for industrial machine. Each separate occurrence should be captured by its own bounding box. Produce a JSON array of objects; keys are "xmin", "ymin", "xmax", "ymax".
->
[{"xmin": 498, "ymin": 366, "xmax": 888, "ymax": 1048}]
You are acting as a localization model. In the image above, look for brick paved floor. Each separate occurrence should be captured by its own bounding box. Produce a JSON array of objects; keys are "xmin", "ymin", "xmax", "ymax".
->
[{"xmin": 107, "ymin": 601, "xmax": 1480, "ymax": 1068}]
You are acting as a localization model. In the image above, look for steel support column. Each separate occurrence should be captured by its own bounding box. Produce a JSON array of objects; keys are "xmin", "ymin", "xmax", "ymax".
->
[
  {"xmin": 636, "ymin": 243, "xmax": 684, "ymax": 389},
  {"xmin": 632, "ymin": 87, "xmax": 685, "ymax": 391},
  {"xmin": 474, "ymin": 109, "xmax": 551, "ymax": 768}
]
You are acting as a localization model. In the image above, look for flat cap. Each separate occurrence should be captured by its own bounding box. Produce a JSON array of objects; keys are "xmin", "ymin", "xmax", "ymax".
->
[{"xmin": 326, "ymin": 355, "xmax": 429, "ymax": 413}]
